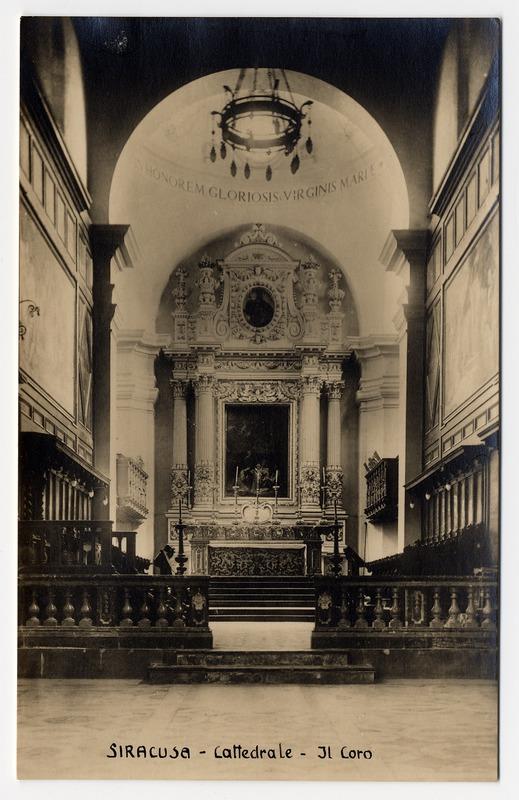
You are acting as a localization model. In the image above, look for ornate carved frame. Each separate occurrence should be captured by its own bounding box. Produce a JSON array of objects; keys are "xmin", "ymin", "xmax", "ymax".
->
[{"xmin": 215, "ymin": 379, "xmax": 299, "ymax": 508}]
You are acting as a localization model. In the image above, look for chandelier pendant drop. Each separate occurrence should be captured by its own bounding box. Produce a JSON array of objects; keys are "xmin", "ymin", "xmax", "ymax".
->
[{"xmin": 208, "ymin": 68, "xmax": 314, "ymax": 181}]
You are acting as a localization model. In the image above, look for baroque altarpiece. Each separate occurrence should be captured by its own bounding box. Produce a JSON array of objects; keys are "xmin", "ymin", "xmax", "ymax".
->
[{"xmin": 165, "ymin": 224, "xmax": 348, "ymax": 576}]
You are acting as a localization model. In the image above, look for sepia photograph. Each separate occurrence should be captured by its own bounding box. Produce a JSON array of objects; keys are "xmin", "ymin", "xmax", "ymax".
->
[{"xmin": 16, "ymin": 14, "xmax": 501, "ymax": 782}]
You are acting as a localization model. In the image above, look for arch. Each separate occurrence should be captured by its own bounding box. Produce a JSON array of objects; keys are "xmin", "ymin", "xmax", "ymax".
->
[{"xmin": 109, "ymin": 69, "xmax": 409, "ymax": 339}]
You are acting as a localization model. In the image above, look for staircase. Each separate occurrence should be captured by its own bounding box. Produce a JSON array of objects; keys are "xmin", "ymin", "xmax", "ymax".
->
[
  {"xmin": 209, "ymin": 576, "xmax": 315, "ymax": 621},
  {"xmin": 148, "ymin": 649, "xmax": 374, "ymax": 684}
]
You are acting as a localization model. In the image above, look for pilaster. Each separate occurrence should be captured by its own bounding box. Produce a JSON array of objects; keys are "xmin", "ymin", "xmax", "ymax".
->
[{"xmin": 380, "ymin": 229, "xmax": 428, "ymax": 551}]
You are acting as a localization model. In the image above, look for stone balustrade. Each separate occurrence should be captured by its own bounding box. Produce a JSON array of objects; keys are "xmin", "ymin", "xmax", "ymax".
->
[
  {"xmin": 18, "ymin": 573, "xmax": 211, "ymax": 631},
  {"xmin": 19, "ymin": 520, "xmax": 113, "ymax": 572},
  {"xmin": 314, "ymin": 575, "xmax": 497, "ymax": 632}
]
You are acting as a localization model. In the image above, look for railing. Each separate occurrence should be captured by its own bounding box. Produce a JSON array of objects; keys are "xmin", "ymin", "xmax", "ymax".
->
[
  {"xmin": 18, "ymin": 574, "xmax": 210, "ymax": 630},
  {"xmin": 314, "ymin": 575, "xmax": 497, "ymax": 631},
  {"xmin": 111, "ymin": 531, "xmax": 152, "ymax": 574},
  {"xmin": 365, "ymin": 457, "xmax": 398, "ymax": 522},
  {"xmin": 19, "ymin": 520, "xmax": 113, "ymax": 572},
  {"xmin": 367, "ymin": 524, "xmax": 492, "ymax": 576},
  {"xmin": 117, "ymin": 454, "xmax": 148, "ymax": 521}
]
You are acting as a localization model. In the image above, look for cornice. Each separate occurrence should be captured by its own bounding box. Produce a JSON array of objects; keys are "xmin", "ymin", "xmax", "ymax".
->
[
  {"xmin": 429, "ymin": 57, "xmax": 499, "ymax": 218},
  {"xmin": 20, "ymin": 63, "xmax": 92, "ymax": 213},
  {"xmin": 380, "ymin": 230, "xmax": 429, "ymax": 278}
]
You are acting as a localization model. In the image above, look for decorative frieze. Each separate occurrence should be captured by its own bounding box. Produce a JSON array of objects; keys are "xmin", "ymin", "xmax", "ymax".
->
[
  {"xmin": 216, "ymin": 380, "xmax": 300, "ymax": 402},
  {"xmin": 214, "ymin": 357, "xmax": 301, "ymax": 372},
  {"xmin": 209, "ymin": 546, "xmax": 305, "ymax": 576}
]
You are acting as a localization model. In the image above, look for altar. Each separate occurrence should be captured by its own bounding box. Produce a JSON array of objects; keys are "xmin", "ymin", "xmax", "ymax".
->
[
  {"xmin": 163, "ymin": 224, "xmax": 348, "ymax": 576},
  {"xmin": 176, "ymin": 522, "xmax": 323, "ymax": 576}
]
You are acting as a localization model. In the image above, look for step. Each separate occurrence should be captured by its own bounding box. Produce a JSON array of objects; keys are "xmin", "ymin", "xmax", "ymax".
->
[
  {"xmin": 209, "ymin": 580, "xmax": 314, "ymax": 587},
  {"xmin": 147, "ymin": 663, "xmax": 374, "ymax": 684},
  {"xmin": 210, "ymin": 615, "xmax": 315, "ymax": 620},
  {"xmin": 210, "ymin": 599, "xmax": 314, "ymax": 608},
  {"xmin": 209, "ymin": 579, "xmax": 314, "ymax": 584},
  {"xmin": 167, "ymin": 649, "xmax": 350, "ymax": 667}
]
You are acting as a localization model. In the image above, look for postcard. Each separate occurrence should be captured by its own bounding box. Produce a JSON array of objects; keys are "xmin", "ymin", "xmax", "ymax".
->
[{"xmin": 17, "ymin": 16, "xmax": 500, "ymax": 782}]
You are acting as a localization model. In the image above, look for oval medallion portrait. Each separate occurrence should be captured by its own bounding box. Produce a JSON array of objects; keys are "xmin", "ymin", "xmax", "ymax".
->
[{"xmin": 242, "ymin": 286, "xmax": 275, "ymax": 328}]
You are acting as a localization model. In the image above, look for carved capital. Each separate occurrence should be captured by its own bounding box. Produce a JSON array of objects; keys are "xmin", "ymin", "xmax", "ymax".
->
[
  {"xmin": 193, "ymin": 374, "xmax": 214, "ymax": 396},
  {"xmin": 301, "ymin": 375, "xmax": 323, "ymax": 396},
  {"xmin": 327, "ymin": 381, "xmax": 344, "ymax": 400},
  {"xmin": 170, "ymin": 379, "xmax": 188, "ymax": 400}
]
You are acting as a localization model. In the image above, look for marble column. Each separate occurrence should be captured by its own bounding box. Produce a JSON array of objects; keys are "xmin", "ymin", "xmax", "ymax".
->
[
  {"xmin": 193, "ymin": 374, "xmax": 215, "ymax": 510},
  {"xmin": 170, "ymin": 379, "xmax": 188, "ymax": 506},
  {"xmin": 326, "ymin": 381, "xmax": 344, "ymax": 509},
  {"xmin": 299, "ymin": 375, "xmax": 322, "ymax": 511}
]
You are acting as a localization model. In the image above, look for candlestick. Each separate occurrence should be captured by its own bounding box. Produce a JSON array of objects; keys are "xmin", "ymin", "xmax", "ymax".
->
[{"xmin": 175, "ymin": 499, "xmax": 188, "ymax": 576}]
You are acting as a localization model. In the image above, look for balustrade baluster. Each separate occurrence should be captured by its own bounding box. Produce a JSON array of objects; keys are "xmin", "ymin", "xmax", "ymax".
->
[
  {"xmin": 62, "ymin": 591, "xmax": 76, "ymax": 626},
  {"xmin": 389, "ymin": 587, "xmax": 402, "ymax": 628},
  {"xmin": 481, "ymin": 588, "xmax": 496, "ymax": 630},
  {"xmin": 138, "ymin": 591, "xmax": 152, "ymax": 628},
  {"xmin": 171, "ymin": 587, "xmax": 186, "ymax": 629},
  {"xmin": 119, "ymin": 588, "xmax": 134, "ymax": 627},
  {"xmin": 463, "ymin": 585, "xmax": 478, "ymax": 629},
  {"xmin": 429, "ymin": 587, "xmax": 443, "ymax": 629},
  {"xmin": 444, "ymin": 587, "xmax": 461, "ymax": 628},
  {"xmin": 79, "ymin": 590, "xmax": 93, "ymax": 627},
  {"xmin": 26, "ymin": 589, "xmax": 40, "ymax": 627},
  {"xmin": 337, "ymin": 588, "xmax": 351, "ymax": 628},
  {"xmin": 372, "ymin": 587, "xmax": 386, "ymax": 630},
  {"xmin": 43, "ymin": 589, "xmax": 58, "ymax": 626},
  {"xmin": 411, "ymin": 590, "xmax": 426, "ymax": 625},
  {"xmin": 155, "ymin": 589, "xmax": 168, "ymax": 627},
  {"xmin": 354, "ymin": 587, "xmax": 368, "ymax": 629}
]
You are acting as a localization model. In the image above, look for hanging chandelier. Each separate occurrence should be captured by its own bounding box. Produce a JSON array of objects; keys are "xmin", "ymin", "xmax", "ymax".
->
[{"xmin": 208, "ymin": 68, "xmax": 314, "ymax": 181}]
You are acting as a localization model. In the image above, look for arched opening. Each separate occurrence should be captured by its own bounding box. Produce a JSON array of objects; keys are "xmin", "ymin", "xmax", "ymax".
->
[{"xmin": 108, "ymin": 68, "xmax": 410, "ymax": 566}]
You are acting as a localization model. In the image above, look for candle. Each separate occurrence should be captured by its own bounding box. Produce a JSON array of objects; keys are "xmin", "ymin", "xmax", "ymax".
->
[
  {"xmin": 178, "ymin": 497, "xmax": 182, "ymax": 523},
  {"xmin": 275, "ymin": 469, "xmax": 278, "ymax": 484},
  {"xmin": 235, "ymin": 466, "xmax": 239, "ymax": 485},
  {"xmin": 323, "ymin": 466, "xmax": 326, "ymax": 484},
  {"xmin": 187, "ymin": 469, "xmax": 190, "ymax": 486}
]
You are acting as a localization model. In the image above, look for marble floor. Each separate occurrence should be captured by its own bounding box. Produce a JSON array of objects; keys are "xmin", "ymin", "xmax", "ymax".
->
[
  {"xmin": 18, "ymin": 622, "xmax": 498, "ymax": 781},
  {"xmin": 212, "ymin": 621, "xmax": 314, "ymax": 650}
]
